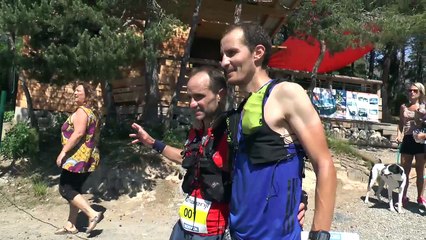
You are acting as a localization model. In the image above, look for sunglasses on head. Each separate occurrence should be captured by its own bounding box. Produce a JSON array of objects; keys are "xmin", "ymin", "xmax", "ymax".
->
[{"xmin": 407, "ymin": 89, "xmax": 419, "ymax": 93}]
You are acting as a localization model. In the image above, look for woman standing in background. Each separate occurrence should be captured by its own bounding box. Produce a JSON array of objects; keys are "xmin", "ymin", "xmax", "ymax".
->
[{"xmin": 396, "ymin": 82, "xmax": 426, "ymax": 209}]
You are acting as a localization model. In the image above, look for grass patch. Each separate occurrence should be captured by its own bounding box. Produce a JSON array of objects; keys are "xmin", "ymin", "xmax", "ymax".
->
[
  {"xmin": 30, "ymin": 174, "xmax": 48, "ymax": 198},
  {"xmin": 32, "ymin": 180, "xmax": 48, "ymax": 197},
  {"xmin": 327, "ymin": 137, "xmax": 363, "ymax": 159}
]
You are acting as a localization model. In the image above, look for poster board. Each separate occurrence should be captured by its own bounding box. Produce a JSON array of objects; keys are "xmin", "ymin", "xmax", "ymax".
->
[{"xmin": 312, "ymin": 87, "xmax": 379, "ymax": 122}]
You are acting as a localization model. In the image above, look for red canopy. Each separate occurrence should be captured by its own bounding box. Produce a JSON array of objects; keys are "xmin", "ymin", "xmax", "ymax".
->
[{"xmin": 269, "ymin": 36, "xmax": 373, "ymax": 73}]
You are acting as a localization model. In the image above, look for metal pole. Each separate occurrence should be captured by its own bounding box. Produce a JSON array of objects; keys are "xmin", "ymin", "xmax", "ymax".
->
[{"xmin": 0, "ymin": 90, "xmax": 7, "ymax": 149}]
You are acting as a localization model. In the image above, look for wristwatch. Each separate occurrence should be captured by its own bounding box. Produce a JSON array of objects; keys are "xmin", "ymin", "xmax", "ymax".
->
[{"xmin": 308, "ymin": 230, "xmax": 331, "ymax": 240}]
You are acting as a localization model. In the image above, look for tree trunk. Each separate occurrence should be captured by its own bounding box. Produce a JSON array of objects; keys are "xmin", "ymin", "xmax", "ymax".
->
[
  {"xmin": 226, "ymin": 1, "xmax": 243, "ymax": 110},
  {"xmin": 368, "ymin": 50, "xmax": 375, "ymax": 79},
  {"xmin": 397, "ymin": 45, "xmax": 406, "ymax": 93},
  {"xmin": 142, "ymin": 0, "xmax": 162, "ymax": 127},
  {"xmin": 101, "ymin": 80, "xmax": 117, "ymax": 127},
  {"xmin": 22, "ymin": 79, "xmax": 38, "ymax": 130},
  {"xmin": 234, "ymin": 1, "xmax": 242, "ymax": 24},
  {"xmin": 7, "ymin": 32, "xmax": 17, "ymax": 109},
  {"xmin": 143, "ymin": 58, "xmax": 161, "ymax": 126},
  {"xmin": 415, "ymin": 40, "xmax": 424, "ymax": 84},
  {"xmin": 167, "ymin": 0, "xmax": 203, "ymax": 128},
  {"xmin": 381, "ymin": 44, "xmax": 393, "ymax": 122},
  {"xmin": 308, "ymin": 40, "xmax": 326, "ymax": 98}
]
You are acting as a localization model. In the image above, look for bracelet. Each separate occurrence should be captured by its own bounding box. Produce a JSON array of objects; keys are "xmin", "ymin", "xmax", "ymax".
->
[{"xmin": 152, "ymin": 139, "xmax": 166, "ymax": 153}]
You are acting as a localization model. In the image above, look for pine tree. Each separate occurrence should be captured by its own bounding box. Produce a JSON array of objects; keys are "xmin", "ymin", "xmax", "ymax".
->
[{"xmin": 0, "ymin": 0, "xmax": 182, "ymax": 126}]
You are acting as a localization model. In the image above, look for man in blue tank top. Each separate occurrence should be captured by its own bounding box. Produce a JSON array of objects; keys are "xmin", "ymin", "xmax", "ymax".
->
[{"xmin": 220, "ymin": 23, "xmax": 337, "ymax": 239}]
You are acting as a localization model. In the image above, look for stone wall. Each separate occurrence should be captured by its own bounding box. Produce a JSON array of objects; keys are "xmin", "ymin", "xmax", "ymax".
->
[{"xmin": 326, "ymin": 124, "xmax": 394, "ymax": 148}]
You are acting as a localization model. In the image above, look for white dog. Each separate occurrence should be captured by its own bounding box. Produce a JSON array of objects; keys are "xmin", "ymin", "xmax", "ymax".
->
[{"xmin": 364, "ymin": 163, "xmax": 407, "ymax": 213}]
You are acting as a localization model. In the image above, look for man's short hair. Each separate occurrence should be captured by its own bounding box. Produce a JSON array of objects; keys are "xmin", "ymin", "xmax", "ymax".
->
[
  {"xmin": 189, "ymin": 66, "xmax": 227, "ymax": 94},
  {"xmin": 223, "ymin": 22, "xmax": 272, "ymax": 69}
]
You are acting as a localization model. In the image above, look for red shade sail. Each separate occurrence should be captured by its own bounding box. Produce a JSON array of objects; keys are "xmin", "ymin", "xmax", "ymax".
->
[{"xmin": 269, "ymin": 36, "xmax": 373, "ymax": 74}]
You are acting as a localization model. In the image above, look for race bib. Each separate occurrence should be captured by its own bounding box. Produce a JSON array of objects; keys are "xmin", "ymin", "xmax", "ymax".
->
[{"xmin": 179, "ymin": 196, "xmax": 212, "ymax": 234}]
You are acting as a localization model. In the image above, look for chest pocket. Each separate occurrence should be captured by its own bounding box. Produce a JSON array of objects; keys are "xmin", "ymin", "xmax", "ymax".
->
[{"xmin": 242, "ymin": 85, "xmax": 269, "ymax": 135}]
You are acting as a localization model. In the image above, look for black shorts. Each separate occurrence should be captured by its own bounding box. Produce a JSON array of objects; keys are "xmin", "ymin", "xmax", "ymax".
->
[
  {"xmin": 59, "ymin": 169, "xmax": 91, "ymax": 194},
  {"xmin": 400, "ymin": 135, "xmax": 426, "ymax": 155}
]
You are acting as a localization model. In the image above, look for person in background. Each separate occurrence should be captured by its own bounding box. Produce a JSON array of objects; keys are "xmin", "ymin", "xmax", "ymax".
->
[
  {"xmin": 55, "ymin": 83, "xmax": 102, "ymax": 235},
  {"xmin": 396, "ymin": 82, "xmax": 426, "ymax": 208},
  {"xmin": 130, "ymin": 67, "xmax": 307, "ymax": 239},
  {"xmin": 220, "ymin": 22, "xmax": 336, "ymax": 240}
]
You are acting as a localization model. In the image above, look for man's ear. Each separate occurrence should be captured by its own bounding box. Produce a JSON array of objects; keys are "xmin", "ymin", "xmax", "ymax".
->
[
  {"xmin": 218, "ymin": 88, "xmax": 226, "ymax": 101},
  {"xmin": 253, "ymin": 44, "xmax": 266, "ymax": 65}
]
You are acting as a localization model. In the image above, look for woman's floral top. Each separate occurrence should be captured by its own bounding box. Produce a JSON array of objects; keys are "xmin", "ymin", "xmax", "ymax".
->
[{"xmin": 61, "ymin": 106, "xmax": 100, "ymax": 173}]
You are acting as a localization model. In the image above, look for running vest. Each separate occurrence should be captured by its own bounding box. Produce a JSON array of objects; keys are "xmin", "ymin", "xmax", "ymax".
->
[
  {"xmin": 229, "ymin": 79, "xmax": 306, "ymax": 239},
  {"xmin": 181, "ymin": 115, "xmax": 232, "ymax": 203},
  {"xmin": 232, "ymin": 79, "xmax": 306, "ymax": 165}
]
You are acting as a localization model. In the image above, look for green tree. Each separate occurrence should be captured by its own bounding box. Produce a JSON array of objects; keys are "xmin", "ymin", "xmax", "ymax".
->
[
  {"xmin": 286, "ymin": 0, "xmax": 379, "ymax": 96},
  {"xmin": 142, "ymin": 0, "xmax": 182, "ymax": 127},
  {"xmin": 368, "ymin": 1, "xmax": 425, "ymax": 119},
  {"xmin": 0, "ymin": 0, "xmax": 184, "ymax": 127},
  {"xmin": 286, "ymin": 0, "xmax": 425, "ymax": 121}
]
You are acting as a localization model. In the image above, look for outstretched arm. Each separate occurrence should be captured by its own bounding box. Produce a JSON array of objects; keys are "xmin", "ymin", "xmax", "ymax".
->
[
  {"xmin": 277, "ymin": 83, "xmax": 336, "ymax": 231},
  {"xmin": 129, "ymin": 123, "xmax": 183, "ymax": 164}
]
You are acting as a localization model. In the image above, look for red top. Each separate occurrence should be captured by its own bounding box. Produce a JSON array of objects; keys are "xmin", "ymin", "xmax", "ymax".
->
[{"xmin": 184, "ymin": 128, "xmax": 229, "ymax": 236}]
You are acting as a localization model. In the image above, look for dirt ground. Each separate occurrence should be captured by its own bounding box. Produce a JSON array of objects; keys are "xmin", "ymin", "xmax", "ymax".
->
[{"xmin": 0, "ymin": 146, "xmax": 422, "ymax": 240}]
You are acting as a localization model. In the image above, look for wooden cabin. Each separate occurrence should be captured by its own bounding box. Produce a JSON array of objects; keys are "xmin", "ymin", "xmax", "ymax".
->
[{"xmin": 15, "ymin": 0, "xmax": 300, "ymax": 116}]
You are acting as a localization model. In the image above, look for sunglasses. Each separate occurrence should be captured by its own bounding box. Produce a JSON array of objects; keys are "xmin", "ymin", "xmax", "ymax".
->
[{"xmin": 407, "ymin": 89, "xmax": 419, "ymax": 93}]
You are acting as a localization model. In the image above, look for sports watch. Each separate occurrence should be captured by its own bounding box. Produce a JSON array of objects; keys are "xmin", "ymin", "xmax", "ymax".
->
[{"xmin": 308, "ymin": 230, "xmax": 331, "ymax": 240}]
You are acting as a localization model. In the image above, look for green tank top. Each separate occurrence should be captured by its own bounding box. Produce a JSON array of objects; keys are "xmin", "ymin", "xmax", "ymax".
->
[{"xmin": 242, "ymin": 81, "xmax": 271, "ymax": 135}]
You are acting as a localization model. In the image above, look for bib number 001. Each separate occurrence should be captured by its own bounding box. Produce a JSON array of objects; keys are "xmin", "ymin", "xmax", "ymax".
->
[{"xmin": 179, "ymin": 196, "xmax": 212, "ymax": 234}]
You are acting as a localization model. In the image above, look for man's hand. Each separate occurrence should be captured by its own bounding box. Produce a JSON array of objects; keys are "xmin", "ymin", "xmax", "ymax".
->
[
  {"xmin": 129, "ymin": 123, "xmax": 155, "ymax": 146},
  {"xmin": 298, "ymin": 190, "xmax": 308, "ymax": 228}
]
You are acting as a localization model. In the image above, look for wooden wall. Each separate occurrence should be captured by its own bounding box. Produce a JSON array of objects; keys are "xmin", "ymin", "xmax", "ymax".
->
[
  {"xmin": 15, "ymin": 27, "xmax": 190, "ymax": 115},
  {"xmin": 15, "ymin": 79, "xmax": 103, "ymax": 113}
]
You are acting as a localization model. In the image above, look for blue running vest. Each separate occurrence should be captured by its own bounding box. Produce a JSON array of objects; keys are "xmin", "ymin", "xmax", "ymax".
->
[{"xmin": 230, "ymin": 80, "xmax": 305, "ymax": 240}]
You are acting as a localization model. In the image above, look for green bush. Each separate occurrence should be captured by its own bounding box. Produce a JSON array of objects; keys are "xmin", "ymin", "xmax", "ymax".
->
[
  {"xmin": 3, "ymin": 111, "xmax": 14, "ymax": 122},
  {"xmin": 1, "ymin": 122, "xmax": 39, "ymax": 160},
  {"xmin": 163, "ymin": 126, "xmax": 189, "ymax": 148}
]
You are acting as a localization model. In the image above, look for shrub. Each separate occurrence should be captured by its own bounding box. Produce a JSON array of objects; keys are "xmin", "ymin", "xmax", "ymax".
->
[
  {"xmin": 1, "ymin": 122, "xmax": 39, "ymax": 160},
  {"xmin": 3, "ymin": 111, "xmax": 14, "ymax": 122},
  {"xmin": 163, "ymin": 126, "xmax": 189, "ymax": 148}
]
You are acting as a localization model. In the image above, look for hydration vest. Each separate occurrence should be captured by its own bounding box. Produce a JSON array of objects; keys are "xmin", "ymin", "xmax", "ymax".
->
[
  {"xmin": 229, "ymin": 79, "xmax": 307, "ymax": 166},
  {"xmin": 181, "ymin": 114, "xmax": 232, "ymax": 203}
]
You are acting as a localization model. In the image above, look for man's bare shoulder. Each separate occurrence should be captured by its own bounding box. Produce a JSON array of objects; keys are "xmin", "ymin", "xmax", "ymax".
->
[{"xmin": 273, "ymin": 81, "xmax": 307, "ymax": 99}]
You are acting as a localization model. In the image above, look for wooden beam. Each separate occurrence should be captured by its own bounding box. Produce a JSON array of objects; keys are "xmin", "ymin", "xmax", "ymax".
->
[{"xmin": 270, "ymin": 69, "xmax": 383, "ymax": 85}]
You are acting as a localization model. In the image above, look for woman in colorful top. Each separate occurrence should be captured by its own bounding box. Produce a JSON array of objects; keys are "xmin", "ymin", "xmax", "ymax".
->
[
  {"xmin": 55, "ymin": 83, "xmax": 102, "ymax": 235},
  {"xmin": 396, "ymin": 82, "xmax": 426, "ymax": 208}
]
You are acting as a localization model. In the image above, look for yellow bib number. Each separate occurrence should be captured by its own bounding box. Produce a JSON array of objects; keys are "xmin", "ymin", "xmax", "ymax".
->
[{"xmin": 179, "ymin": 196, "xmax": 212, "ymax": 234}]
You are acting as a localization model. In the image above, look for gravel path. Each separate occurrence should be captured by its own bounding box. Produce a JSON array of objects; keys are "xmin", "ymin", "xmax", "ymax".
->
[
  {"xmin": 303, "ymin": 146, "xmax": 426, "ymax": 240},
  {"xmin": 0, "ymin": 147, "xmax": 425, "ymax": 240}
]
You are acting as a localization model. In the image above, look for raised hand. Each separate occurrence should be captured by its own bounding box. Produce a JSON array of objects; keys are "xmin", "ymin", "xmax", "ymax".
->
[{"xmin": 129, "ymin": 123, "xmax": 155, "ymax": 147}]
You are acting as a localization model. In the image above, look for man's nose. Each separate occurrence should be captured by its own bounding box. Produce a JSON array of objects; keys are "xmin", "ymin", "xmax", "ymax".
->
[
  {"xmin": 189, "ymin": 98, "xmax": 197, "ymax": 108},
  {"xmin": 220, "ymin": 55, "xmax": 229, "ymax": 68}
]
